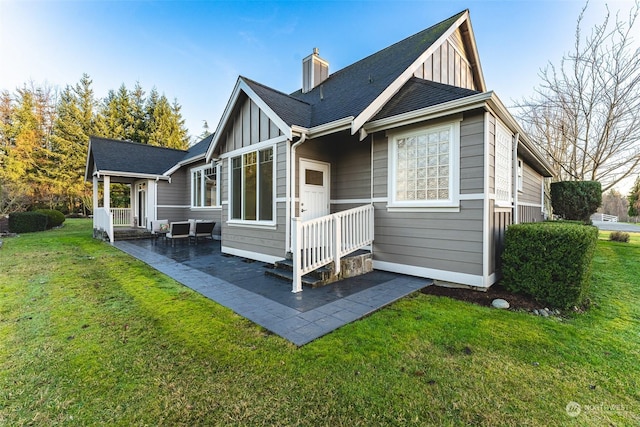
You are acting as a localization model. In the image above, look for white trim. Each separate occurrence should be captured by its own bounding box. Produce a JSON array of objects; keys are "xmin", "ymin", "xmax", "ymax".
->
[
  {"xmin": 190, "ymin": 206, "xmax": 223, "ymax": 211},
  {"xmin": 373, "ymin": 260, "xmax": 490, "ymax": 288},
  {"xmin": 292, "ymin": 116, "xmax": 354, "ymax": 140},
  {"xmin": 364, "ymin": 93, "xmax": 490, "ymax": 134},
  {"xmin": 190, "ymin": 163, "xmax": 220, "ymax": 209},
  {"xmin": 275, "ymin": 197, "xmax": 288, "ymax": 203},
  {"xmin": 372, "ymin": 197, "xmax": 388, "ymax": 204},
  {"xmin": 285, "ymin": 138, "xmax": 291, "ymax": 255},
  {"xmin": 218, "ymin": 135, "xmax": 286, "ymax": 159},
  {"xmin": 163, "ymin": 153, "xmax": 206, "ymax": 176},
  {"xmin": 494, "ymin": 119, "xmax": 513, "ymax": 208},
  {"xmin": 221, "ymin": 246, "xmax": 281, "ymax": 264},
  {"xmin": 228, "ymin": 144, "xmax": 277, "ymax": 223},
  {"xmin": 93, "ymin": 170, "xmax": 170, "ymax": 181},
  {"xmin": 482, "ymin": 112, "xmax": 491, "ymax": 286},
  {"xmin": 226, "ymin": 220, "xmax": 277, "ymax": 230},
  {"xmin": 207, "ymin": 78, "xmax": 291, "ymax": 161},
  {"xmin": 157, "ymin": 205, "xmax": 191, "ymax": 209},
  {"xmin": 458, "ymin": 193, "xmax": 485, "ymax": 201},
  {"xmin": 494, "ymin": 207, "xmax": 512, "ymax": 213},
  {"xmin": 387, "ymin": 120, "xmax": 461, "ymax": 210},
  {"xmin": 352, "ymin": 11, "xmax": 474, "ymax": 134}
]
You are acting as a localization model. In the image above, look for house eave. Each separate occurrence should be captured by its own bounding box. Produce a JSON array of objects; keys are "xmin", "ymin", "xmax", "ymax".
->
[
  {"xmin": 363, "ymin": 92, "xmax": 492, "ymax": 134},
  {"xmin": 91, "ymin": 170, "xmax": 172, "ymax": 182},
  {"xmin": 163, "ymin": 153, "xmax": 206, "ymax": 175},
  {"xmin": 293, "ymin": 116, "xmax": 355, "ymax": 139}
]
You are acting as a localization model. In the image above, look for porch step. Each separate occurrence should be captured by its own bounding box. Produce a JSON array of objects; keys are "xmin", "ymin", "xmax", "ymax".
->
[{"xmin": 265, "ymin": 250, "xmax": 373, "ymax": 289}]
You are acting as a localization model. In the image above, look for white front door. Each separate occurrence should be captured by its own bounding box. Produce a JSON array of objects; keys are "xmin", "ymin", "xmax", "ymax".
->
[{"xmin": 299, "ymin": 159, "xmax": 330, "ymax": 221}]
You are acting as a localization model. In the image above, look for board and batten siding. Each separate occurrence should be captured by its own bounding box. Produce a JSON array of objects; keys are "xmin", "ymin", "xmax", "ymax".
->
[
  {"xmin": 217, "ymin": 95, "xmax": 288, "ymax": 260},
  {"xmin": 371, "ymin": 112, "xmax": 487, "ymax": 282},
  {"xmin": 413, "ymin": 27, "xmax": 477, "ymax": 91},
  {"xmin": 517, "ymin": 160, "xmax": 545, "ymax": 223}
]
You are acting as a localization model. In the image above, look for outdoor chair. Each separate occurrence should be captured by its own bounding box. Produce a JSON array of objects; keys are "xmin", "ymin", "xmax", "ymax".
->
[
  {"xmin": 166, "ymin": 221, "xmax": 191, "ymax": 246},
  {"xmin": 150, "ymin": 219, "xmax": 170, "ymax": 244},
  {"xmin": 190, "ymin": 221, "xmax": 216, "ymax": 244}
]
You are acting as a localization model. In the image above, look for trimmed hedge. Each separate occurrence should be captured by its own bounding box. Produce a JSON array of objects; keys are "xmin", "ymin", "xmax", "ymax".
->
[
  {"xmin": 501, "ymin": 222, "xmax": 598, "ymax": 309},
  {"xmin": 550, "ymin": 181, "xmax": 602, "ymax": 223},
  {"xmin": 35, "ymin": 209, "xmax": 65, "ymax": 229},
  {"xmin": 8, "ymin": 212, "xmax": 48, "ymax": 233}
]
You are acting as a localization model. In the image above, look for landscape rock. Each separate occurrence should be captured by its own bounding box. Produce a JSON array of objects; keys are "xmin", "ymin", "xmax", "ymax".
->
[{"xmin": 491, "ymin": 298, "xmax": 510, "ymax": 309}]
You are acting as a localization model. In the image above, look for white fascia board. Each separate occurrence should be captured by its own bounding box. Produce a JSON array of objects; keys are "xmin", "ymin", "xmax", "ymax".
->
[
  {"xmin": 206, "ymin": 77, "xmax": 291, "ymax": 162},
  {"xmin": 460, "ymin": 12, "xmax": 486, "ymax": 92},
  {"xmin": 363, "ymin": 92, "xmax": 492, "ymax": 134},
  {"xmin": 291, "ymin": 116, "xmax": 354, "ymax": 139},
  {"xmin": 351, "ymin": 11, "xmax": 471, "ymax": 135},
  {"xmin": 93, "ymin": 170, "xmax": 171, "ymax": 181},
  {"xmin": 163, "ymin": 154, "xmax": 206, "ymax": 176}
]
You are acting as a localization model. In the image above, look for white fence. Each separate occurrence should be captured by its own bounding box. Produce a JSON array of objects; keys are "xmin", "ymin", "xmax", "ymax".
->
[
  {"xmin": 592, "ymin": 213, "xmax": 618, "ymax": 222},
  {"xmin": 291, "ymin": 204, "xmax": 374, "ymax": 293},
  {"xmin": 94, "ymin": 207, "xmax": 114, "ymax": 243},
  {"xmin": 111, "ymin": 208, "xmax": 132, "ymax": 226}
]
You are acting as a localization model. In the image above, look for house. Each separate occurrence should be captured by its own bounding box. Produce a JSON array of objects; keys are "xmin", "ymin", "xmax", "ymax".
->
[{"xmin": 86, "ymin": 9, "xmax": 554, "ymax": 292}]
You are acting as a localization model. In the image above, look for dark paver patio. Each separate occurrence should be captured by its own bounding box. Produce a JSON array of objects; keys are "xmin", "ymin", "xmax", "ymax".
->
[{"xmin": 114, "ymin": 238, "xmax": 430, "ymax": 346}]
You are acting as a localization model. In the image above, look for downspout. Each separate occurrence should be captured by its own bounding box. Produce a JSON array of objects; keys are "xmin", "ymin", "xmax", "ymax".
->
[{"xmin": 512, "ymin": 133, "xmax": 520, "ymax": 224}]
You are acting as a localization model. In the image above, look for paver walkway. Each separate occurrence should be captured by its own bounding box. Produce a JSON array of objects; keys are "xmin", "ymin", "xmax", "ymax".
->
[{"xmin": 114, "ymin": 240, "xmax": 430, "ymax": 346}]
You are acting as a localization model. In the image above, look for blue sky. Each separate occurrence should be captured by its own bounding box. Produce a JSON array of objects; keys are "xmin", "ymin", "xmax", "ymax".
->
[{"xmin": 0, "ymin": 0, "xmax": 635, "ymax": 143}]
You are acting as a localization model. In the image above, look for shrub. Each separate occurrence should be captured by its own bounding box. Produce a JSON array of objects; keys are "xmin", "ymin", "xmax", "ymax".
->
[
  {"xmin": 551, "ymin": 181, "xmax": 602, "ymax": 223},
  {"xmin": 8, "ymin": 212, "xmax": 48, "ymax": 233},
  {"xmin": 609, "ymin": 231, "xmax": 630, "ymax": 243},
  {"xmin": 502, "ymin": 222, "xmax": 598, "ymax": 309},
  {"xmin": 35, "ymin": 209, "xmax": 65, "ymax": 229}
]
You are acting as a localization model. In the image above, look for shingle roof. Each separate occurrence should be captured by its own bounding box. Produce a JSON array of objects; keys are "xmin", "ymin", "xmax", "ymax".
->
[
  {"xmin": 287, "ymin": 10, "xmax": 467, "ymax": 127},
  {"xmin": 243, "ymin": 78, "xmax": 312, "ymax": 127},
  {"xmin": 89, "ymin": 137, "xmax": 188, "ymax": 176},
  {"xmin": 183, "ymin": 133, "xmax": 214, "ymax": 162},
  {"xmin": 372, "ymin": 78, "xmax": 480, "ymax": 121}
]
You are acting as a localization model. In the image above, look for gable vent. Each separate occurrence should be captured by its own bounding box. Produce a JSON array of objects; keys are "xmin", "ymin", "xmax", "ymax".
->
[{"xmin": 302, "ymin": 48, "xmax": 329, "ymax": 93}]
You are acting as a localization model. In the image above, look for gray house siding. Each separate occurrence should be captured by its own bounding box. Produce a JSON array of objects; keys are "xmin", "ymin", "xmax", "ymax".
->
[
  {"xmin": 217, "ymin": 96, "xmax": 288, "ymax": 260},
  {"xmin": 370, "ymin": 112, "xmax": 487, "ymax": 283},
  {"xmin": 517, "ymin": 158, "xmax": 544, "ymax": 223}
]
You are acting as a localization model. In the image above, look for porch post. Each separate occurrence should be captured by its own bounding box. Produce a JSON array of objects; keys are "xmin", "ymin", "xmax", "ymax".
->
[
  {"xmin": 292, "ymin": 217, "xmax": 302, "ymax": 293},
  {"xmin": 333, "ymin": 216, "xmax": 341, "ymax": 275},
  {"xmin": 92, "ymin": 176, "xmax": 99, "ymax": 210},
  {"xmin": 129, "ymin": 184, "xmax": 136, "ymax": 227},
  {"xmin": 103, "ymin": 175, "xmax": 110, "ymax": 211}
]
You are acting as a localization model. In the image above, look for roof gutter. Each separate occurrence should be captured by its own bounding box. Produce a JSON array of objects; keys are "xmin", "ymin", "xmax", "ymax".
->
[
  {"xmin": 292, "ymin": 116, "xmax": 354, "ymax": 140},
  {"xmin": 163, "ymin": 153, "xmax": 206, "ymax": 176},
  {"xmin": 91, "ymin": 170, "xmax": 171, "ymax": 182}
]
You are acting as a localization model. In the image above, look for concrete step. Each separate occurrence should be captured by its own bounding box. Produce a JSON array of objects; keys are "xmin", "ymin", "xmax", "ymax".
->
[
  {"xmin": 265, "ymin": 268, "xmax": 324, "ymax": 288},
  {"xmin": 273, "ymin": 258, "xmax": 333, "ymax": 281}
]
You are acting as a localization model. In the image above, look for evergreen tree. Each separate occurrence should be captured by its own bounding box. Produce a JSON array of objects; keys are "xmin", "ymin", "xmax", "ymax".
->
[
  {"xmin": 130, "ymin": 82, "xmax": 147, "ymax": 144},
  {"xmin": 50, "ymin": 74, "xmax": 97, "ymax": 213},
  {"xmin": 146, "ymin": 93, "xmax": 189, "ymax": 149}
]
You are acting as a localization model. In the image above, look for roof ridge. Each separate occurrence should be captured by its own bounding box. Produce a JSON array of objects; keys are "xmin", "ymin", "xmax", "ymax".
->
[
  {"xmin": 241, "ymin": 76, "xmax": 312, "ymax": 107},
  {"xmin": 291, "ymin": 10, "xmax": 467, "ymax": 96}
]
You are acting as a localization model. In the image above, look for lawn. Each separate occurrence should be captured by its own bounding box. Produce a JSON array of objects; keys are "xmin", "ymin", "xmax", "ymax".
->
[{"xmin": 1, "ymin": 219, "xmax": 638, "ymax": 426}]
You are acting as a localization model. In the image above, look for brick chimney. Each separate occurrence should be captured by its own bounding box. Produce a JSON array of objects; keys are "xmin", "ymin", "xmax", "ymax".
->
[{"xmin": 302, "ymin": 48, "xmax": 329, "ymax": 93}]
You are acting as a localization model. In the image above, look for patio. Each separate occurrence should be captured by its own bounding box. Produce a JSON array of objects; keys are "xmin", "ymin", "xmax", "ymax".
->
[{"xmin": 114, "ymin": 239, "xmax": 431, "ymax": 346}]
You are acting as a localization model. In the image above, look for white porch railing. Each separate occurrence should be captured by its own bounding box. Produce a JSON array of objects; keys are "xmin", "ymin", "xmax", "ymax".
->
[
  {"xmin": 291, "ymin": 204, "xmax": 374, "ymax": 293},
  {"xmin": 94, "ymin": 207, "xmax": 114, "ymax": 243},
  {"xmin": 592, "ymin": 213, "xmax": 618, "ymax": 222},
  {"xmin": 112, "ymin": 207, "xmax": 132, "ymax": 226}
]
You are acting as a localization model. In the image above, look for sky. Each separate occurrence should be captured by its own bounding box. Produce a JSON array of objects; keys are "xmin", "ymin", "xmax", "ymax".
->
[{"xmin": 0, "ymin": 0, "xmax": 638, "ymax": 189}]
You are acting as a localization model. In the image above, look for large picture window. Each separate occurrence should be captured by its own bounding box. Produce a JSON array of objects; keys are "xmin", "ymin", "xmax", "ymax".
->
[
  {"xmin": 230, "ymin": 147, "xmax": 274, "ymax": 221},
  {"xmin": 389, "ymin": 121, "xmax": 459, "ymax": 209},
  {"xmin": 191, "ymin": 164, "xmax": 219, "ymax": 208}
]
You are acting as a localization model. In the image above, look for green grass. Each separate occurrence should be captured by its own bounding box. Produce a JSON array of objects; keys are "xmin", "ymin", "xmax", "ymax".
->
[{"xmin": 1, "ymin": 219, "xmax": 638, "ymax": 426}]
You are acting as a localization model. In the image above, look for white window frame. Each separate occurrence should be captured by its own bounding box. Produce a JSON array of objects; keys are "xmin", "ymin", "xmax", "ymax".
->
[
  {"xmin": 227, "ymin": 145, "xmax": 276, "ymax": 227},
  {"xmin": 190, "ymin": 163, "xmax": 220, "ymax": 209},
  {"xmin": 495, "ymin": 121, "xmax": 513, "ymax": 207},
  {"xmin": 387, "ymin": 120, "xmax": 461, "ymax": 211},
  {"xmin": 517, "ymin": 159, "xmax": 524, "ymax": 193}
]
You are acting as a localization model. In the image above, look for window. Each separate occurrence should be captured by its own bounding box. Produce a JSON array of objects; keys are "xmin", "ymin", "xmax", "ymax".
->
[
  {"xmin": 389, "ymin": 121, "xmax": 460, "ymax": 209},
  {"xmin": 517, "ymin": 159, "xmax": 523, "ymax": 192},
  {"xmin": 495, "ymin": 122, "xmax": 513, "ymax": 206},
  {"xmin": 191, "ymin": 164, "xmax": 219, "ymax": 207},
  {"xmin": 230, "ymin": 147, "xmax": 274, "ymax": 221}
]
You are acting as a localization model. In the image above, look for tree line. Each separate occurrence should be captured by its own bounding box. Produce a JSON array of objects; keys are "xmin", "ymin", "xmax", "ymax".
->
[{"xmin": 0, "ymin": 74, "xmax": 191, "ymax": 215}]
